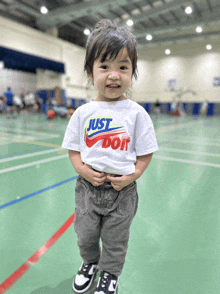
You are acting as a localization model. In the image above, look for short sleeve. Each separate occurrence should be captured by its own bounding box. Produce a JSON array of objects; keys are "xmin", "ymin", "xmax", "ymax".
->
[
  {"xmin": 134, "ymin": 109, "xmax": 159, "ymax": 156},
  {"xmin": 62, "ymin": 109, "xmax": 80, "ymax": 151}
]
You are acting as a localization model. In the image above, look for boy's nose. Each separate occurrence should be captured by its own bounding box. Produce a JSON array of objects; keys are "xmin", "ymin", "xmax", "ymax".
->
[{"xmin": 108, "ymin": 72, "xmax": 119, "ymax": 80}]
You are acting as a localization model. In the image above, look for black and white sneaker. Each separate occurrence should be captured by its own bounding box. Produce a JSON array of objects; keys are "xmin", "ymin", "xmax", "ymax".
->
[
  {"xmin": 72, "ymin": 262, "xmax": 98, "ymax": 293},
  {"xmin": 94, "ymin": 271, "xmax": 118, "ymax": 294}
]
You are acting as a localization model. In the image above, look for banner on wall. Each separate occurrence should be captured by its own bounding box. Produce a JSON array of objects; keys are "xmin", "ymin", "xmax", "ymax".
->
[
  {"xmin": 0, "ymin": 46, "xmax": 65, "ymax": 74},
  {"xmin": 213, "ymin": 77, "xmax": 220, "ymax": 87},
  {"xmin": 168, "ymin": 79, "xmax": 176, "ymax": 91}
]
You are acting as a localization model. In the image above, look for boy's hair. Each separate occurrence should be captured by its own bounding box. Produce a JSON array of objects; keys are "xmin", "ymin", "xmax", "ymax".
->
[{"xmin": 84, "ymin": 19, "xmax": 138, "ymax": 80}]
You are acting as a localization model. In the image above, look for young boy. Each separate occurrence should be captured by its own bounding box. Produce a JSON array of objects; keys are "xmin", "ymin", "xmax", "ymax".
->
[{"xmin": 62, "ymin": 19, "xmax": 159, "ymax": 294}]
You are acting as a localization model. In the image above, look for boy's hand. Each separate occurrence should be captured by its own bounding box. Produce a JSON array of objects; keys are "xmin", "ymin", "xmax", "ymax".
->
[
  {"xmin": 106, "ymin": 175, "xmax": 134, "ymax": 191},
  {"xmin": 81, "ymin": 164, "xmax": 106, "ymax": 187},
  {"xmin": 107, "ymin": 153, "xmax": 153, "ymax": 191}
]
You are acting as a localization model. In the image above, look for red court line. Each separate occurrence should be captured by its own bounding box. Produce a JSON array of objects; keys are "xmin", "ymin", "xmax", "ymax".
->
[{"xmin": 0, "ymin": 213, "xmax": 75, "ymax": 294}]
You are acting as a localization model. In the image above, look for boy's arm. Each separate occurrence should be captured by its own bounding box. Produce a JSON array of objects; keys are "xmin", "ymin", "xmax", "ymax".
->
[
  {"xmin": 107, "ymin": 153, "xmax": 153, "ymax": 191},
  {"xmin": 68, "ymin": 150, "xmax": 106, "ymax": 186}
]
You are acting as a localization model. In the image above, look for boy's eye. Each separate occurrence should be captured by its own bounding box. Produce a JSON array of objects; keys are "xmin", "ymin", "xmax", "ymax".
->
[
  {"xmin": 100, "ymin": 65, "xmax": 108, "ymax": 69},
  {"xmin": 120, "ymin": 66, "xmax": 128, "ymax": 70}
]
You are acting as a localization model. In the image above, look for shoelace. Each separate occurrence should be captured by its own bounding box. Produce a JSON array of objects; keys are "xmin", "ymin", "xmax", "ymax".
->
[
  {"xmin": 100, "ymin": 272, "xmax": 109, "ymax": 289},
  {"xmin": 82, "ymin": 263, "xmax": 90, "ymax": 273}
]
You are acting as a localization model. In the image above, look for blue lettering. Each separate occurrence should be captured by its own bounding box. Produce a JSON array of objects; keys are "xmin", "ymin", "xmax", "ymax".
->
[
  {"xmin": 87, "ymin": 119, "xmax": 94, "ymax": 132},
  {"xmin": 92, "ymin": 118, "xmax": 100, "ymax": 130},
  {"xmin": 105, "ymin": 118, "xmax": 112, "ymax": 130},
  {"xmin": 87, "ymin": 118, "xmax": 113, "ymax": 132},
  {"xmin": 98, "ymin": 118, "xmax": 105, "ymax": 129}
]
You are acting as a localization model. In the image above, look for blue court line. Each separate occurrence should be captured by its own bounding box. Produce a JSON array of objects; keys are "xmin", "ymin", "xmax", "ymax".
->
[{"xmin": 0, "ymin": 176, "xmax": 78, "ymax": 211}]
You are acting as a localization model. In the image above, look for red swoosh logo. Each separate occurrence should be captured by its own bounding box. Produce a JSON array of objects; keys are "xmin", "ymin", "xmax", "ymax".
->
[{"xmin": 85, "ymin": 130, "xmax": 125, "ymax": 148}]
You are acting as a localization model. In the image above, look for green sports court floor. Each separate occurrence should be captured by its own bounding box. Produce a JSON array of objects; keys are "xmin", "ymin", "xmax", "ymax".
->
[{"xmin": 0, "ymin": 113, "xmax": 220, "ymax": 294}]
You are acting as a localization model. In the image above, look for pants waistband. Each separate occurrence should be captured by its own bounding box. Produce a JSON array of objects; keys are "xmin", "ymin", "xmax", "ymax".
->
[{"xmin": 92, "ymin": 168, "xmax": 122, "ymax": 177}]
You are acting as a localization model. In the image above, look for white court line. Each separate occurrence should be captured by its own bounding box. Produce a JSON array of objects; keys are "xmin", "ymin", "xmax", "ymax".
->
[
  {"xmin": 0, "ymin": 127, "xmax": 60, "ymax": 139},
  {"xmin": 0, "ymin": 120, "xmax": 217, "ymax": 174},
  {"xmin": 0, "ymin": 154, "xmax": 68, "ymax": 174},
  {"xmin": 1, "ymin": 152, "xmax": 220, "ymax": 174},
  {"xmin": 159, "ymin": 147, "xmax": 220, "ymax": 158},
  {"xmin": 153, "ymin": 155, "xmax": 220, "ymax": 168},
  {"xmin": 0, "ymin": 148, "xmax": 64, "ymax": 163}
]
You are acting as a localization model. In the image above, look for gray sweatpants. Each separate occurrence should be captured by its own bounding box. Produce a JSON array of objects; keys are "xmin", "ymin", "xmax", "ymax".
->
[{"xmin": 74, "ymin": 175, "xmax": 138, "ymax": 277}]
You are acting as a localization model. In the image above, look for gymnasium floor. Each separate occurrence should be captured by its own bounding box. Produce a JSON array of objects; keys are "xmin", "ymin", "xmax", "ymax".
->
[{"xmin": 0, "ymin": 112, "xmax": 220, "ymax": 294}]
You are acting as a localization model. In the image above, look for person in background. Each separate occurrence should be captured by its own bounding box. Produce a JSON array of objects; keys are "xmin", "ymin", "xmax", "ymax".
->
[
  {"xmin": 0, "ymin": 96, "xmax": 5, "ymax": 114},
  {"xmin": 67, "ymin": 106, "xmax": 75, "ymax": 119},
  {"xmin": 200, "ymin": 100, "xmax": 208, "ymax": 116},
  {"xmin": 24, "ymin": 91, "xmax": 35, "ymax": 113},
  {"xmin": 4, "ymin": 87, "xmax": 15, "ymax": 118},
  {"xmin": 154, "ymin": 99, "xmax": 160, "ymax": 117},
  {"xmin": 19, "ymin": 89, "xmax": 25, "ymax": 111},
  {"xmin": 28, "ymin": 92, "xmax": 36, "ymax": 112},
  {"xmin": 34, "ymin": 96, "xmax": 42, "ymax": 113},
  {"xmin": 14, "ymin": 94, "xmax": 23, "ymax": 115},
  {"xmin": 58, "ymin": 104, "xmax": 67, "ymax": 118}
]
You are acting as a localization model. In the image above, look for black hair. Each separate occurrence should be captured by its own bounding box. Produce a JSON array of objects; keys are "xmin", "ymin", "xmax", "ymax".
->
[{"xmin": 84, "ymin": 19, "xmax": 138, "ymax": 79}]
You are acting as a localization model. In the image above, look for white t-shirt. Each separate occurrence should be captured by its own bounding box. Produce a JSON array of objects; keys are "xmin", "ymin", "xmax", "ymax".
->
[
  {"xmin": 25, "ymin": 93, "xmax": 35, "ymax": 106},
  {"xmin": 14, "ymin": 95, "xmax": 22, "ymax": 107},
  {"xmin": 62, "ymin": 99, "xmax": 158, "ymax": 175}
]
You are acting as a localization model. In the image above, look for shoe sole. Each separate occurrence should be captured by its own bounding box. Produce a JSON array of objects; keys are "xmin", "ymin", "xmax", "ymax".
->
[{"xmin": 72, "ymin": 269, "xmax": 97, "ymax": 294}]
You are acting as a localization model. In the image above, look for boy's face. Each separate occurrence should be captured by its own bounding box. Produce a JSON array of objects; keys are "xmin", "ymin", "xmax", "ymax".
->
[{"xmin": 88, "ymin": 47, "xmax": 133, "ymax": 102}]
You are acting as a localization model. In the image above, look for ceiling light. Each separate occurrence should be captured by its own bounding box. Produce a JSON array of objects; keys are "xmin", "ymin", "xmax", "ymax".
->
[
  {"xmin": 84, "ymin": 29, "xmax": 90, "ymax": 35},
  {"xmin": 146, "ymin": 34, "xmax": 153, "ymax": 41},
  {"xmin": 206, "ymin": 61, "xmax": 212, "ymax": 68},
  {"xmin": 185, "ymin": 6, "xmax": 193, "ymax": 14},
  {"xmin": 40, "ymin": 6, "xmax": 48, "ymax": 14},
  {"xmin": 122, "ymin": 14, "xmax": 129, "ymax": 19},
  {"xmin": 168, "ymin": 64, "xmax": 173, "ymax": 69},
  {"xmin": 127, "ymin": 19, "xmax": 134, "ymax": 26},
  {"xmin": 196, "ymin": 26, "xmax": 203, "ymax": 33},
  {"xmin": 131, "ymin": 9, "xmax": 141, "ymax": 15},
  {"xmin": 206, "ymin": 44, "xmax": 212, "ymax": 50},
  {"xmin": 165, "ymin": 49, "xmax": 171, "ymax": 55},
  {"xmin": 142, "ymin": 4, "xmax": 151, "ymax": 11}
]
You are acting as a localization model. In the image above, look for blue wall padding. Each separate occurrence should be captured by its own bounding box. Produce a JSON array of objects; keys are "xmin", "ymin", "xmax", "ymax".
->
[
  {"xmin": 193, "ymin": 103, "xmax": 200, "ymax": 115},
  {"xmin": 182, "ymin": 103, "xmax": 187, "ymax": 112},
  {"xmin": 167, "ymin": 103, "xmax": 171, "ymax": 112},
  {"xmin": 207, "ymin": 103, "xmax": 214, "ymax": 116},
  {"xmin": 144, "ymin": 103, "xmax": 150, "ymax": 113}
]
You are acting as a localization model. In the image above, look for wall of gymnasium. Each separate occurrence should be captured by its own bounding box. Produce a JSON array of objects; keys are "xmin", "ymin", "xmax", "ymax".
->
[
  {"xmin": 133, "ymin": 41, "xmax": 220, "ymax": 104},
  {"xmin": 0, "ymin": 68, "xmax": 37, "ymax": 95},
  {"xmin": 0, "ymin": 15, "xmax": 89, "ymax": 100},
  {"xmin": 1, "ymin": 15, "xmax": 220, "ymax": 112}
]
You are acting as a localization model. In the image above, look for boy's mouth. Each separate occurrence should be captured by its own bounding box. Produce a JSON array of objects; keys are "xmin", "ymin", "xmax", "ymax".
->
[{"xmin": 106, "ymin": 84, "xmax": 121, "ymax": 88}]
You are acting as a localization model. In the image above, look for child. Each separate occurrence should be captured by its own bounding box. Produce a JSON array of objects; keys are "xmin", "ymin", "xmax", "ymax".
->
[{"xmin": 62, "ymin": 19, "xmax": 158, "ymax": 294}]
